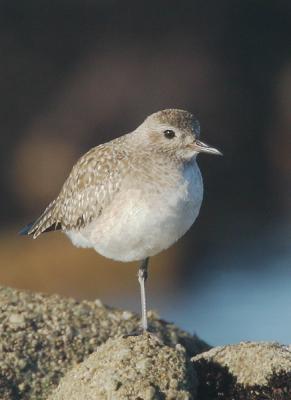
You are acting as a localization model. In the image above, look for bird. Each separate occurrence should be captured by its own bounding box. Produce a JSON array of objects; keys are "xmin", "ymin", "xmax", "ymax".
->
[{"xmin": 20, "ymin": 108, "xmax": 221, "ymax": 332}]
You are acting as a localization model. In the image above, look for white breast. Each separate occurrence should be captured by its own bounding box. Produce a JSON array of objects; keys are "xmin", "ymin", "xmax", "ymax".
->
[{"xmin": 66, "ymin": 161, "xmax": 203, "ymax": 262}]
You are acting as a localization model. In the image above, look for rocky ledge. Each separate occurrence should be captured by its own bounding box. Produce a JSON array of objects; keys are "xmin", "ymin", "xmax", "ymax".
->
[
  {"xmin": 0, "ymin": 286, "xmax": 291, "ymax": 400},
  {"xmin": 0, "ymin": 286, "xmax": 207, "ymax": 400}
]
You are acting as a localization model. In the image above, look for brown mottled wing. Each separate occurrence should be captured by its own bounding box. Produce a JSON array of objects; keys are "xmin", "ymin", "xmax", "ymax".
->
[{"xmin": 27, "ymin": 142, "xmax": 127, "ymax": 238}]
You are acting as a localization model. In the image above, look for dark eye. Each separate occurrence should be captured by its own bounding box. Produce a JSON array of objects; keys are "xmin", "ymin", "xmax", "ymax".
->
[{"xmin": 164, "ymin": 129, "xmax": 175, "ymax": 139}]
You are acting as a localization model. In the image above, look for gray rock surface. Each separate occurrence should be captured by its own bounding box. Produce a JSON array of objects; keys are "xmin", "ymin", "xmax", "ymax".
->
[
  {"xmin": 0, "ymin": 286, "xmax": 208, "ymax": 400},
  {"xmin": 49, "ymin": 334, "xmax": 197, "ymax": 400},
  {"xmin": 192, "ymin": 341, "xmax": 291, "ymax": 399}
]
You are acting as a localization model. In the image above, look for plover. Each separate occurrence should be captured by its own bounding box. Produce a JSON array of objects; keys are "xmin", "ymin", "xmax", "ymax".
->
[{"xmin": 20, "ymin": 109, "xmax": 221, "ymax": 331}]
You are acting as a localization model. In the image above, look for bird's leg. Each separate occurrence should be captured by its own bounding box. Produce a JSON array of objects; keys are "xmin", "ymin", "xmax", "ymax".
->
[{"xmin": 138, "ymin": 257, "xmax": 149, "ymax": 332}]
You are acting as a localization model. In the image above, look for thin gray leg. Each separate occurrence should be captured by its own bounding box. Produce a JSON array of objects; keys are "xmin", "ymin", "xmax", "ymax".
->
[{"xmin": 138, "ymin": 257, "xmax": 149, "ymax": 332}]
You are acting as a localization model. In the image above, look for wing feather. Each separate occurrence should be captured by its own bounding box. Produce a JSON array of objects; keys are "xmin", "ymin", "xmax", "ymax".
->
[{"xmin": 26, "ymin": 142, "xmax": 127, "ymax": 238}]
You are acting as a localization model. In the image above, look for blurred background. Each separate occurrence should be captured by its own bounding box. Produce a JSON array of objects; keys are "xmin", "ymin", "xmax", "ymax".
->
[{"xmin": 0, "ymin": 0, "xmax": 290, "ymax": 345}]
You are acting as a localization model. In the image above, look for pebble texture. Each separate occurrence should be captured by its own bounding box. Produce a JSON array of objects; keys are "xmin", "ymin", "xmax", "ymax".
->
[
  {"xmin": 0, "ymin": 286, "xmax": 208, "ymax": 400},
  {"xmin": 49, "ymin": 334, "xmax": 197, "ymax": 400},
  {"xmin": 193, "ymin": 341, "xmax": 291, "ymax": 399}
]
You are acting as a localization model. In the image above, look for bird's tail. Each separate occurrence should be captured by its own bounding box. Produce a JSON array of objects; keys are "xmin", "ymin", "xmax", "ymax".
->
[
  {"xmin": 19, "ymin": 200, "xmax": 59, "ymax": 239},
  {"xmin": 19, "ymin": 222, "xmax": 34, "ymax": 236}
]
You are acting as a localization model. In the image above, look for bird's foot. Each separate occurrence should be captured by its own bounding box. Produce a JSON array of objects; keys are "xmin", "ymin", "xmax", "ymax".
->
[
  {"xmin": 122, "ymin": 326, "xmax": 148, "ymax": 338},
  {"xmin": 122, "ymin": 326, "xmax": 164, "ymax": 344}
]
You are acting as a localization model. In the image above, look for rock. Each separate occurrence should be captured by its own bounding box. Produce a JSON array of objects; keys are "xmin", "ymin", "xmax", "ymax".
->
[
  {"xmin": 0, "ymin": 286, "xmax": 208, "ymax": 399},
  {"xmin": 5, "ymin": 285, "xmax": 291, "ymax": 400},
  {"xmin": 192, "ymin": 341, "xmax": 291, "ymax": 399},
  {"xmin": 48, "ymin": 334, "xmax": 197, "ymax": 400}
]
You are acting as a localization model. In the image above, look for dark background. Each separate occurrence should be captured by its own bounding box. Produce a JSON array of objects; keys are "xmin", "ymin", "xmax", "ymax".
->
[{"xmin": 0, "ymin": 0, "xmax": 290, "ymax": 345}]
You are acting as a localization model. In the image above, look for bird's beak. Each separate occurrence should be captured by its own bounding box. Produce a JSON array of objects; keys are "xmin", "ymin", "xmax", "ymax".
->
[{"xmin": 194, "ymin": 140, "xmax": 223, "ymax": 156}]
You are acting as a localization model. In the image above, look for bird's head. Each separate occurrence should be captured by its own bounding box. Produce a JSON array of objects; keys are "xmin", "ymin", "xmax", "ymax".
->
[{"xmin": 137, "ymin": 108, "xmax": 222, "ymax": 161}]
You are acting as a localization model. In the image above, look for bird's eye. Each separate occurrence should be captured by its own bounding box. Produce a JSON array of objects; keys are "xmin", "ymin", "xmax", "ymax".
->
[{"xmin": 164, "ymin": 129, "xmax": 175, "ymax": 139}]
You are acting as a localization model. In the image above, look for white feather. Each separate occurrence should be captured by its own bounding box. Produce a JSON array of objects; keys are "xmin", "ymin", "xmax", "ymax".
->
[{"xmin": 66, "ymin": 160, "xmax": 203, "ymax": 262}]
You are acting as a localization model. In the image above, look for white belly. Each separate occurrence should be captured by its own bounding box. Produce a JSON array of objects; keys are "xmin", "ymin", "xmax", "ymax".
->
[{"xmin": 66, "ymin": 162, "xmax": 203, "ymax": 262}]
